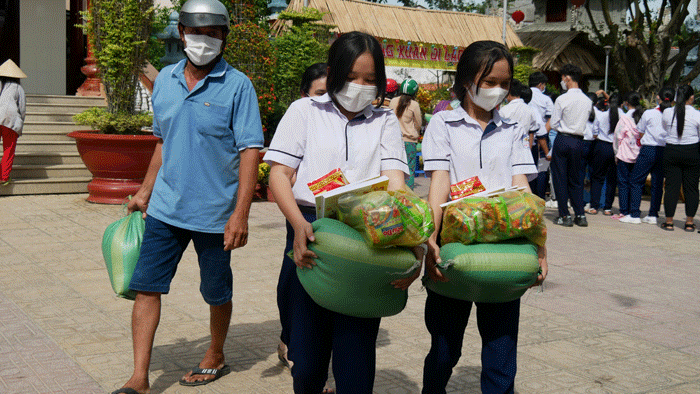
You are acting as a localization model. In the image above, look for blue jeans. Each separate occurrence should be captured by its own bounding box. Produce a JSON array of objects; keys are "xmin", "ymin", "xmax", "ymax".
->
[
  {"xmin": 629, "ymin": 145, "xmax": 664, "ymax": 218},
  {"xmin": 278, "ymin": 207, "xmax": 381, "ymax": 394},
  {"xmin": 423, "ymin": 290, "xmax": 520, "ymax": 394},
  {"xmin": 617, "ymin": 161, "xmax": 635, "ymax": 215}
]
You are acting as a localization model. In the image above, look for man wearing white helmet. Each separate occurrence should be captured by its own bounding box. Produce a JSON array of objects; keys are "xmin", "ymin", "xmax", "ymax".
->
[{"xmin": 115, "ymin": 0, "xmax": 264, "ymax": 393}]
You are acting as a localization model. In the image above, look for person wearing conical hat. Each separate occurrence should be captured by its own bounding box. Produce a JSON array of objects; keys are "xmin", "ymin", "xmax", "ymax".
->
[{"xmin": 0, "ymin": 59, "xmax": 26, "ymax": 186}]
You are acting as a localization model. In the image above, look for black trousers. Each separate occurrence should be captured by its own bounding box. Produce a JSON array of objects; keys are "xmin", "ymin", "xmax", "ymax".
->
[
  {"xmin": 550, "ymin": 132, "xmax": 585, "ymax": 217},
  {"xmin": 662, "ymin": 143, "xmax": 700, "ymax": 218}
]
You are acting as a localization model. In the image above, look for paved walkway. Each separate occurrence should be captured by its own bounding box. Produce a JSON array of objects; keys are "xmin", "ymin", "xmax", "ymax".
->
[{"xmin": 1, "ymin": 177, "xmax": 699, "ymax": 393}]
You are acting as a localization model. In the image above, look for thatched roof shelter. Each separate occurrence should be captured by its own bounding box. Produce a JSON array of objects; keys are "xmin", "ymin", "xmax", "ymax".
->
[
  {"xmin": 273, "ymin": 0, "xmax": 523, "ymax": 49},
  {"xmin": 518, "ymin": 30, "xmax": 604, "ymax": 76}
]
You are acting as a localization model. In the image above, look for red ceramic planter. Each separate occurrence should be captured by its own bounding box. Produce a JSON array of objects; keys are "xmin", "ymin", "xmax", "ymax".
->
[{"xmin": 68, "ymin": 130, "xmax": 159, "ymax": 204}]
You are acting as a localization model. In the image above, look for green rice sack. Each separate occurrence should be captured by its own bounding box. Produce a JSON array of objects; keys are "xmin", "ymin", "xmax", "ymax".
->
[
  {"xmin": 297, "ymin": 218, "xmax": 419, "ymax": 318},
  {"xmin": 423, "ymin": 240, "xmax": 539, "ymax": 303},
  {"xmin": 101, "ymin": 211, "xmax": 145, "ymax": 300}
]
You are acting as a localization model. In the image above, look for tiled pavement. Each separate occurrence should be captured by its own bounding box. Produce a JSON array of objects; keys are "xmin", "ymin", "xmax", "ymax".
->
[{"xmin": 1, "ymin": 177, "xmax": 699, "ymax": 393}]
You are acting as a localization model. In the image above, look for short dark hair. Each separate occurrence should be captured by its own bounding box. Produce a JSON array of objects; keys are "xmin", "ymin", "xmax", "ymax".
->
[
  {"xmin": 453, "ymin": 40, "xmax": 513, "ymax": 104},
  {"xmin": 326, "ymin": 31, "xmax": 386, "ymax": 107},
  {"xmin": 560, "ymin": 64, "xmax": 582, "ymax": 83},
  {"xmin": 300, "ymin": 62, "xmax": 327, "ymax": 96},
  {"xmin": 509, "ymin": 79, "xmax": 532, "ymax": 103},
  {"xmin": 528, "ymin": 71, "xmax": 547, "ymax": 87}
]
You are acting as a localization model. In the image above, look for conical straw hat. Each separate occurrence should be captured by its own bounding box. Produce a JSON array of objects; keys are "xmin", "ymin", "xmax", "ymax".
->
[{"xmin": 0, "ymin": 59, "xmax": 27, "ymax": 79}]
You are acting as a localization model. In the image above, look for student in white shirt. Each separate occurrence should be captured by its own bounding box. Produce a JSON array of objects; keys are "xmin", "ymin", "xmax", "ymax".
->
[
  {"xmin": 422, "ymin": 40, "xmax": 546, "ymax": 394},
  {"xmin": 264, "ymin": 31, "xmax": 415, "ymax": 394},
  {"xmin": 546, "ymin": 64, "xmax": 593, "ymax": 227},
  {"xmin": 660, "ymin": 85, "xmax": 700, "ymax": 231},
  {"xmin": 590, "ymin": 93, "xmax": 622, "ymax": 216},
  {"xmin": 626, "ymin": 87, "xmax": 674, "ymax": 225}
]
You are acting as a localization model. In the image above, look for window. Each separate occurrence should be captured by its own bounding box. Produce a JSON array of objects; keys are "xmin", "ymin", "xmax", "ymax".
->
[{"xmin": 546, "ymin": 0, "xmax": 567, "ymax": 22}]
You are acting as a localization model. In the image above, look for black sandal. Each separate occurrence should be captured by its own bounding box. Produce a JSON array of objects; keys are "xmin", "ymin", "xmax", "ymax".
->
[
  {"xmin": 684, "ymin": 223, "xmax": 696, "ymax": 232},
  {"xmin": 661, "ymin": 222, "xmax": 674, "ymax": 231}
]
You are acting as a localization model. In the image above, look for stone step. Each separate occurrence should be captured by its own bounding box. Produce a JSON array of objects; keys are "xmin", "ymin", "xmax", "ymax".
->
[
  {"xmin": 26, "ymin": 103, "xmax": 105, "ymax": 113},
  {"xmin": 0, "ymin": 177, "xmax": 91, "ymax": 196},
  {"xmin": 25, "ymin": 112, "xmax": 79, "ymax": 123},
  {"xmin": 11, "ymin": 164, "xmax": 91, "ymax": 179},
  {"xmin": 22, "ymin": 122, "xmax": 85, "ymax": 132},
  {"xmin": 25, "ymin": 94, "xmax": 106, "ymax": 106},
  {"xmin": 13, "ymin": 152, "xmax": 84, "ymax": 165},
  {"xmin": 20, "ymin": 130, "xmax": 75, "ymax": 142},
  {"xmin": 15, "ymin": 141, "xmax": 78, "ymax": 153}
]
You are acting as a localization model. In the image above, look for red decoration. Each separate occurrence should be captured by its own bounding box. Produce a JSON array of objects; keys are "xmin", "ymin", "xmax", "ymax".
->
[
  {"xmin": 571, "ymin": 0, "xmax": 585, "ymax": 7},
  {"xmin": 511, "ymin": 10, "xmax": 525, "ymax": 24}
]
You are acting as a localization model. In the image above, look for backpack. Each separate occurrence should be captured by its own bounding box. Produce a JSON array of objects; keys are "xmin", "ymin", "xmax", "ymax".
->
[{"xmin": 614, "ymin": 115, "xmax": 641, "ymax": 163}]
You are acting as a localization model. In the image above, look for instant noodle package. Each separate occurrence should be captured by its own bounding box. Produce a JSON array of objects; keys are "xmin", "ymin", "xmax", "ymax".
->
[
  {"xmin": 337, "ymin": 189, "xmax": 434, "ymax": 248},
  {"xmin": 441, "ymin": 190, "xmax": 547, "ymax": 246}
]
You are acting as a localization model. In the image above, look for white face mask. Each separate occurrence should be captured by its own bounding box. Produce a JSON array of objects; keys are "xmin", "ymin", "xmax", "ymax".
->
[
  {"xmin": 560, "ymin": 79, "xmax": 568, "ymax": 91},
  {"xmin": 183, "ymin": 34, "xmax": 223, "ymax": 66},
  {"xmin": 469, "ymin": 85, "xmax": 508, "ymax": 111},
  {"xmin": 334, "ymin": 82, "xmax": 378, "ymax": 113}
]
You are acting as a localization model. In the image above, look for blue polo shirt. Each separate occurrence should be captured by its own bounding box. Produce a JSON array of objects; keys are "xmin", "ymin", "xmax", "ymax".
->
[{"xmin": 147, "ymin": 58, "xmax": 264, "ymax": 233}]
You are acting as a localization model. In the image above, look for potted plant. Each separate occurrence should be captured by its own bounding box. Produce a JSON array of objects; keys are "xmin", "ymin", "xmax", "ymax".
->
[{"xmin": 69, "ymin": 0, "xmax": 158, "ymax": 204}]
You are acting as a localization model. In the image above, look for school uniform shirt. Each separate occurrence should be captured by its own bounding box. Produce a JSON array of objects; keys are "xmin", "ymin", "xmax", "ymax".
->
[
  {"xmin": 637, "ymin": 106, "xmax": 667, "ymax": 147},
  {"xmin": 499, "ymin": 98, "xmax": 540, "ymax": 139},
  {"xmin": 550, "ymin": 88, "xmax": 592, "ymax": 137},
  {"xmin": 264, "ymin": 93, "xmax": 409, "ymax": 207},
  {"xmin": 529, "ymin": 87, "xmax": 553, "ymax": 136},
  {"xmin": 422, "ymin": 105, "xmax": 537, "ymax": 191},
  {"xmin": 593, "ymin": 108, "xmax": 626, "ymax": 144},
  {"xmin": 662, "ymin": 105, "xmax": 700, "ymax": 145},
  {"xmin": 583, "ymin": 107, "xmax": 601, "ymax": 141}
]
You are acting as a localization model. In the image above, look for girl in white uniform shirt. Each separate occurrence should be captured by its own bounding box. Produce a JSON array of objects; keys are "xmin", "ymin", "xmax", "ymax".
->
[
  {"xmin": 590, "ymin": 93, "xmax": 624, "ymax": 216},
  {"xmin": 421, "ymin": 40, "xmax": 547, "ymax": 394},
  {"xmin": 626, "ymin": 87, "xmax": 673, "ymax": 224},
  {"xmin": 264, "ymin": 31, "xmax": 415, "ymax": 394},
  {"xmin": 660, "ymin": 85, "xmax": 700, "ymax": 231}
]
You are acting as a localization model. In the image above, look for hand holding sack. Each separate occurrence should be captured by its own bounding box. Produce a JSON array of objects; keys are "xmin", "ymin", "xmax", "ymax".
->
[
  {"xmin": 296, "ymin": 218, "xmax": 420, "ymax": 318},
  {"xmin": 337, "ymin": 189, "xmax": 435, "ymax": 248},
  {"xmin": 425, "ymin": 191, "xmax": 546, "ymax": 303},
  {"xmin": 101, "ymin": 211, "xmax": 145, "ymax": 300}
]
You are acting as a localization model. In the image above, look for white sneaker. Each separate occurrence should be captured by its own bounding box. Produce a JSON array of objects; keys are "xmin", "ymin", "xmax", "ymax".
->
[
  {"xmin": 642, "ymin": 216, "xmax": 658, "ymax": 224},
  {"xmin": 619, "ymin": 215, "xmax": 642, "ymax": 224}
]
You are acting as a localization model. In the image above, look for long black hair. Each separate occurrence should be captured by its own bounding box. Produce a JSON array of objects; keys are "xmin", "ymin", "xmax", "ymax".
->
[
  {"xmin": 326, "ymin": 31, "xmax": 386, "ymax": 108},
  {"xmin": 395, "ymin": 93, "xmax": 413, "ymax": 119},
  {"xmin": 454, "ymin": 40, "xmax": 513, "ymax": 105},
  {"xmin": 300, "ymin": 62, "xmax": 327, "ymax": 96},
  {"xmin": 587, "ymin": 92, "xmax": 597, "ymax": 123},
  {"xmin": 658, "ymin": 87, "xmax": 675, "ymax": 112},
  {"xmin": 673, "ymin": 85, "xmax": 694, "ymax": 137},
  {"xmin": 626, "ymin": 92, "xmax": 643, "ymax": 124},
  {"xmin": 608, "ymin": 92, "xmax": 620, "ymax": 134}
]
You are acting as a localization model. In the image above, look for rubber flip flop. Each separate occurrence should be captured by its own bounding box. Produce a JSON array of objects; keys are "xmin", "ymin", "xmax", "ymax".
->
[
  {"xmin": 110, "ymin": 388, "xmax": 141, "ymax": 394},
  {"xmin": 179, "ymin": 364, "xmax": 231, "ymax": 386}
]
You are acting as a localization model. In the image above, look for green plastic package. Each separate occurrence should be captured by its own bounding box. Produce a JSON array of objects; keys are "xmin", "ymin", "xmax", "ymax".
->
[
  {"xmin": 101, "ymin": 211, "xmax": 145, "ymax": 300},
  {"xmin": 296, "ymin": 218, "xmax": 419, "ymax": 318},
  {"xmin": 423, "ymin": 239, "xmax": 539, "ymax": 303}
]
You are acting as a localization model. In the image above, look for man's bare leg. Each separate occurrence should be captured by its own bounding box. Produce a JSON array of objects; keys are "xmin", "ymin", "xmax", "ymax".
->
[
  {"xmin": 181, "ymin": 300, "xmax": 232, "ymax": 383},
  {"xmin": 118, "ymin": 291, "xmax": 161, "ymax": 394}
]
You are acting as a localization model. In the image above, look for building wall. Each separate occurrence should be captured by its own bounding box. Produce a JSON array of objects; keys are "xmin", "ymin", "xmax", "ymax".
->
[{"xmin": 20, "ymin": 0, "xmax": 66, "ymax": 95}]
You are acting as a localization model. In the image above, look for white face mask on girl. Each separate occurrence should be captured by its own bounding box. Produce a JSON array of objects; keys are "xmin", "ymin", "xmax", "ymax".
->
[
  {"xmin": 334, "ymin": 82, "xmax": 378, "ymax": 113},
  {"xmin": 469, "ymin": 85, "xmax": 508, "ymax": 112},
  {"xmin": 183, "ymin": 34, "xmax": 223, "ymax": 66}
]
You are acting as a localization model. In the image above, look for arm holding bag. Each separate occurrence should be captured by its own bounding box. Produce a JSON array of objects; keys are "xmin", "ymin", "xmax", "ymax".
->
[
  {"xmin": 101, "ymin": 212, "xmax": 145, "ymax": 300},
  {"xmin": 297, "ymin": 218, "xmax": 420, "ymax": 318}
]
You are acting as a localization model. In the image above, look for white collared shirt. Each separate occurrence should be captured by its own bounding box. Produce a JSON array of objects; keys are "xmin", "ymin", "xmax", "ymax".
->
[
  {"xmin": 529, "ymin": 87, "xmax": 553, "ymax": 137},
  {"xmin": 550, "ymin": 88, "xmax": 592, "ymax": 136},
  {"xmin": 422, "ymin": 106, "xmax": 537, "ymax": 191},
  {"xmin": 500, "ymin": 98, "xmax": 541, "ymax": 139},
  {"xmin": 662, "ymin": 105, "xmax": 700, "ymax": 145},
  {"xmin": 637, "ymin": 107, "xmax": 666, "ymax": 147},
  {"xmin": 592, "ymin": 108, "xmax": 625, "ymax": 143},
  {"xmin": 264, "ymin": 93, "xmax": 409, "ymax": 206}
]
